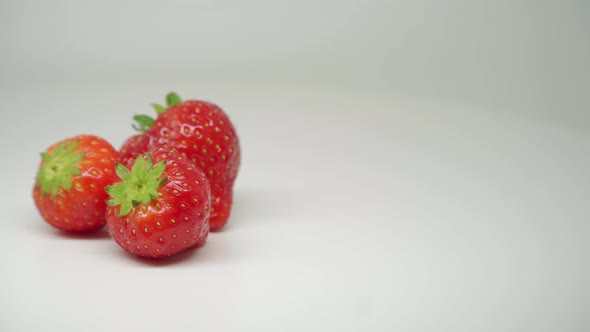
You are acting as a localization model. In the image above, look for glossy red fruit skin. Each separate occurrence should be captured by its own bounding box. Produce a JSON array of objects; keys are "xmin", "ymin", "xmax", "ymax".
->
[
  {"xmin": 119, "ymin": 134, "xmax": 151, "ymax": 166},
  {"xmin": 33, "ymin": 135, "xmax": 119, "ymax": 232},
  {"xmin": 105, "ymin": 148, "xmax": 211, "ymax": 258},
  {"xmin": 146, "ymin": 100, "xmax": 240, "ymax": 230}
]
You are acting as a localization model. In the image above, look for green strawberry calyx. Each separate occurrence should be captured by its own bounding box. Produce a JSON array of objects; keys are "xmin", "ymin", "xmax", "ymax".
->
[
  {"xmin": 132, "ymin": 92, "xmax": 183, "ymax": 132},
  {"xmin": 105, "ymin": 154, "xmax": 168, "ymax": 217},
  {"xmin": 36, "ymin": 140, "xmax": 85, "ymax": 198}
]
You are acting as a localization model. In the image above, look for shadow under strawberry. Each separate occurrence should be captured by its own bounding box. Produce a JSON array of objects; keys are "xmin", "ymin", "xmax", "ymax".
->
[
  {"xmin": 52, "ymin": 227, "xmax": 112, "ymax": 240},
  {"xmin": 115, "ymin": 243, "xmax": 204, "ymax": 267}
]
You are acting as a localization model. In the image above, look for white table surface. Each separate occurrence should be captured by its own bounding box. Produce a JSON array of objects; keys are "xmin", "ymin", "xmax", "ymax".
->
[{"xmin": 0, "ymin": 81, "xmax": 588, "ymax": 331}]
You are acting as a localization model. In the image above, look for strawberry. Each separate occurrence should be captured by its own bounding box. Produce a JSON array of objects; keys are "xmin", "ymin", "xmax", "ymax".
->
[
  {"xmin": 119, "ymin": 133, "xmax": 151, "ymax": 166},
  {"xmin": 118, "ymin": 105, "xmax": 165, "ymax": 165},
  {"xmin": 104, "ymin": 148, "xmax": 210, "ymax": 258},
  {"xmin": 124, "ymin": 93, "xmax": 240, "ymax": 231},
  {"xmin": 33, "ymin": 135, "xmax": 119, "ymax": 232}
]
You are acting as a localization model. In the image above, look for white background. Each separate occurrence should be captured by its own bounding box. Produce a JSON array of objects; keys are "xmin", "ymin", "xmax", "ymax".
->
[{"xmin": 1, "ymin": 1, "xmax": 589, "ymax": 331}]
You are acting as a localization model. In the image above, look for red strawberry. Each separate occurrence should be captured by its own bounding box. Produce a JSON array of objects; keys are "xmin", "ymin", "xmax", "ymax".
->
[
  {"xmin": 105, "ymin": 148, "xmax": 210, "ymax": 258},
  {"xmin": 119, "ymin": 133, "xmax": 151, "ymax": 166},
  {"xmin": 33, "ymin": 135, "xmax": 119, "ymax": 232},
  {"xmin": 124, "ymin": 93, "xmax": 240, "ymax": 231},
  {"xmin": 119, "ymin": 108, "xmax": 164, "ymax": 165}
]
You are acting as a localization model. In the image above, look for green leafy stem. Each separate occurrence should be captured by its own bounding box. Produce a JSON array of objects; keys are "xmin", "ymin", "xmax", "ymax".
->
[
  {"xmin": 133, "ymin": 92, "xmax": 183, "ymax": 132},
  {"xmin": 105, "ymin": 154, "xmax": 168, "ymax": 216}
]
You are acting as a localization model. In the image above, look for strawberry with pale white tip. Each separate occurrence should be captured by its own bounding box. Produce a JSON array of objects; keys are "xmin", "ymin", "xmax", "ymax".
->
[
  {"xmin": 105, "ymin": 148, "xmax": 210, "ymax": 258},
  {"xmin": 33, "ymin": 135, "xmax": 119, "ymax": 232}
]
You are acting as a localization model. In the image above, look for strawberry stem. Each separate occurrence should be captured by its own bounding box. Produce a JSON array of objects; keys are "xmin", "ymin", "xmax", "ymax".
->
[
  {"xmin": 166, "ymin": 92, "xmax": 182, "ymax": 107},
  {"xmin": 131, "ymin": 92, "xmax": 183, "ymax": 132},
  {"xmin": 105, "ymin": 153, "xmax": 168, "ymax": 216},
  {"xmin": 36, "ymin": 140, "xmax": 85, "ymax": 198},
  {"xmin": 132, "ymin": 115, "xmax": 155, "ymax": 132},
  {"xmin": 152, "ymin": 103, "xmax": 166, "ymax": 115}
]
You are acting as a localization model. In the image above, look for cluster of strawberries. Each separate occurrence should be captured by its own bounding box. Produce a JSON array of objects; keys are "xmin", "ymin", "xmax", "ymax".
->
[{"xmin": 33, "ymin": 93, "xmax": 240, "ymax": 259}]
